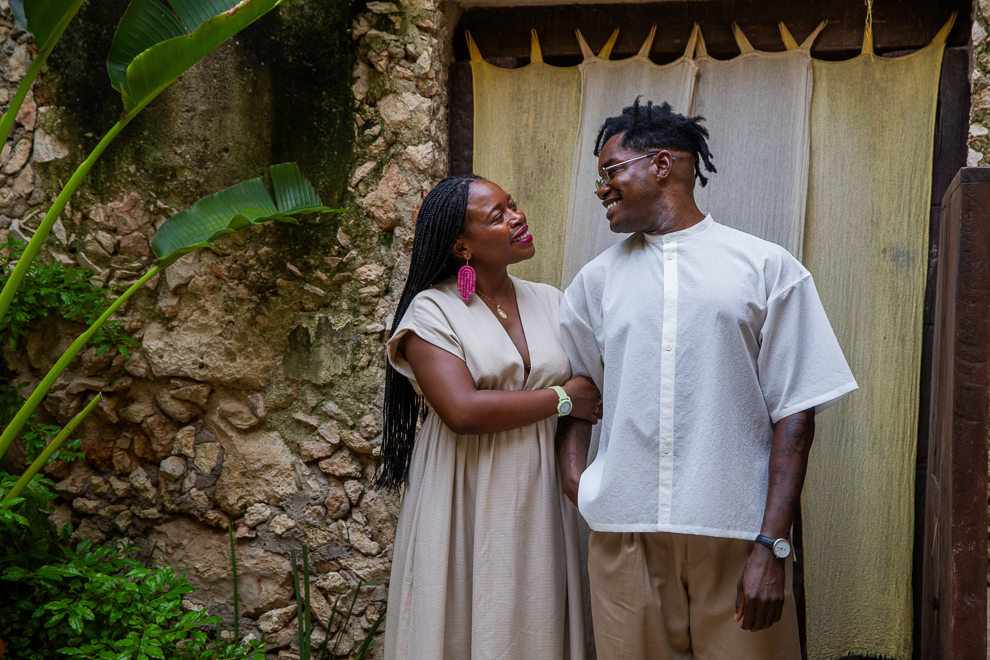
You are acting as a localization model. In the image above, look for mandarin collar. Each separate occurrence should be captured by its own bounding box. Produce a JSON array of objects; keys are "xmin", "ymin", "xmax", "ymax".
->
[{"xmin": 642, "ymin": 214, "xmax": 714, "ymax": 244}]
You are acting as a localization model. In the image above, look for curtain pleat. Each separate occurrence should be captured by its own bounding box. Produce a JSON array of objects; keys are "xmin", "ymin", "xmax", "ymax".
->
[
  {"xmin": 691, "ymin": 23, "xmax": 823, "ymax": 258},
  {"xmin": 469, "ymin": 30, "xmax": 582, "ymax": 287},
  {"xmin": 801, "ymin": 17, "xmax": 953, "ymax": 660},
  {"xmin": 559, "ymin": 27, "xmax": 699, "ymax": 288}
]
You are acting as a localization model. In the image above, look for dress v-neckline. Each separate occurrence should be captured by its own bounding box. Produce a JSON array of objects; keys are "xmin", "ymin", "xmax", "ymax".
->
[{"xmin": 479, "ymin": 276, "xmax": 532, "ymax": 388}]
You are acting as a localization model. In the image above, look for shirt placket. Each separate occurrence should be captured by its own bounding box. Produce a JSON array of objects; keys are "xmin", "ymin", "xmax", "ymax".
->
[{"xmin": 658, "ymin": 235, "xmax": 677, "ymax": 527}]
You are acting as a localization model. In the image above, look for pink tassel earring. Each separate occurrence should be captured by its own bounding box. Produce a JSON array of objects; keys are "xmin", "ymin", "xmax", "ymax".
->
[{"xmin": 457, "ymin": 258, "xmax": 476, "ymax": 302}]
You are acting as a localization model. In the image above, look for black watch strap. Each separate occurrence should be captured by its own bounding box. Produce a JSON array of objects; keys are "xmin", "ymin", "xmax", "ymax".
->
[{"xmin": 755, "ymin": 534, "xmax": 776, "ymax": 550}]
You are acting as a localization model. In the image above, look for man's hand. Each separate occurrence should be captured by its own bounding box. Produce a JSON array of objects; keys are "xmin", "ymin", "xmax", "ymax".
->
[
  {"xmin": 555, "ymin": 416, "xmax": 591, "ymax": 507},
  {"xmin": 734, "ymin": 544, "xmax": 785, "ymax": 631}
]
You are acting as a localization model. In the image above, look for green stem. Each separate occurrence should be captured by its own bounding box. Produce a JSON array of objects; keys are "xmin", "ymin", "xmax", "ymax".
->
[
  {"xmin": 0, "ymin": 259, "xmax": 170, "ymax": 459},
  {"xmin": 1, "ymin": 393, "xmax": 100, "ymax": 505},
  {"xmin": 0, "ymin": 113, "xmax": 135, "ymax": 324},
  {"xmin": 0, "ymin": 0, "xmax": 87, "ymax": 147},
  {"xmin": 228, "ymin": 524, "xmax": 240, "ymax": 643}
]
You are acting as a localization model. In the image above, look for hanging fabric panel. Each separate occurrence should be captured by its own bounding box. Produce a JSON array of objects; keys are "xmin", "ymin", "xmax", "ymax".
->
[
  {"xmin": 801, "ymin": 17, "xmax": 954, "ymax": 660},
  {"xmin": 559, "ymin": 26, "xmax": 699, "ymax": 288},
  {"xmin": 469, "ymin": 31, "xmax": 582, "ymax": 287},
  {"xmin": 691, "ymin": 22, "xmax": 823, "ymax": 258}
]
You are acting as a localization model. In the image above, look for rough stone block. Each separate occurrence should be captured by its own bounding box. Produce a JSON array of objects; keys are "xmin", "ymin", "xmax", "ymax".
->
[
  {"xmin": 155, "ymin": 390, "xmax": 201, "ymax": 423},
  {"xmin": 269, "ymin": 514, "xmax": 296, "ymax": 536},
  {"xmin": 300, "ymin": 440, "xmax": 336, "ymax": 462},
  {"xmin": 129, "ymin": 466, "xmax": 158, "ymax": 502},
  {"xmin": 173, "ymin": 426, "xmax": 196, "ymax": 457},
  {"xmin": 243, "ymin": 503, "xmax": 271, "ymax": 528},
  {"xmin": 150, "ymin": 518, "xmax": 292, "ymax": 617},
  {"xmin": 72, "ymin": 498, "xmax": 101, "ymax": 514},
  {"xmin": 170, "ymin": 382, "xmax": 212, "ymax": 407},
  {"xmin": 259, "ymin": 603, "xmax": 298, "ymax": 634},
  {"xmin": 219, "ymin": 399, "xmax": 260, "ymax": 430},
  {"xmin": 318, "ymin": 449, "xmax": 363, "ymax": 479},
  {"xmin": 324, "ymin": 478, "xmax": 350, "ymax": 520},
  {"xmin": 159, "ymin": 455, "xmax": 186, "ymax": 481},
  {"xmin": 193, "ymin": 442, "xmax": 222, "ymax": 474}
]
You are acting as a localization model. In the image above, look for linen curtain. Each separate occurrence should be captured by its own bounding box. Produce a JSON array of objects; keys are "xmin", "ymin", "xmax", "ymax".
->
[
  {"xmin": 469, "ymin": 30, "xmax": 581, "ymax": 287},
  {"xmin": 691, "ymin": 23, "xmax": 823, "ymax": 258},
  {"xmin": 801, "ymin": 17, "xmax": 953, "ymax": 660}
]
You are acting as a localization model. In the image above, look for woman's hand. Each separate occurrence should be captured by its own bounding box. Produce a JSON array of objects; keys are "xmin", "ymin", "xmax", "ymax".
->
[{"xmin": 562, "ymin": 376, "xmax": 602, "ymax": 423}]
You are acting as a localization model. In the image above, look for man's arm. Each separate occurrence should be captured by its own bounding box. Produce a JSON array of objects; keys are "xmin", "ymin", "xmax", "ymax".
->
[
  {"xmin": 555, "ymin": 416, "xmax": 592, "ymax": 507},
  {"xmin": 735, "ymin": 408, "xmax": 815, "ymax": 632}
]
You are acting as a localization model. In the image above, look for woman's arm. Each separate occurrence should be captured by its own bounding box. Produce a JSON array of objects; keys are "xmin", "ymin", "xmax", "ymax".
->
[{"xmin": 403, "ymin": 332, "xmax": 599, "ymax": 435}]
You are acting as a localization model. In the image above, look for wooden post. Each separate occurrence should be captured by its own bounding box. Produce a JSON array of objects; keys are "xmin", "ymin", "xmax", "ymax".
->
[{"xmin": 920, "ymin": 167, "xmax": 990, "ymax": 659}]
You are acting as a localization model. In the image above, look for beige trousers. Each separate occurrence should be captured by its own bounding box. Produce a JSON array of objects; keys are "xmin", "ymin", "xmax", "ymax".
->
[{"xmin": 588, "ymin": 531, "xmax": 801, "ymax": 660}]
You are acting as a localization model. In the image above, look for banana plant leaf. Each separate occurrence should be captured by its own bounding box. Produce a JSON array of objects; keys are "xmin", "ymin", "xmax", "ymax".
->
[
  {"xmin": 107, "ymin": 0, "xmax": 281, "ymax": 114},
  {"xmin": 10, "ymin": 0, "xmax": 84, "ymax": 52},
  {"xmin": 151, "ymin": 163, "xmax": 339, "ymax": 260},
  {"xmin": 1, "ymin": 0, "xmax": 86, "ymax": 145}
]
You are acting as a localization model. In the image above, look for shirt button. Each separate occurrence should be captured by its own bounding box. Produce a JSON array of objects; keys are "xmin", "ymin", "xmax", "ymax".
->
[
  {"xmin": 662, "ymin": 445, "xmax": 671, "ymax": 454},
  {"xmin": 663, "ymin": 236, "xmax": 671, "ymax": 243},
  {"xmin": 665, "ymin": 344, "xmax": 672, "ymax": 351},
  {"xmin": 666, "ymin": 254, "xmax": 673, "ymax": 260}
]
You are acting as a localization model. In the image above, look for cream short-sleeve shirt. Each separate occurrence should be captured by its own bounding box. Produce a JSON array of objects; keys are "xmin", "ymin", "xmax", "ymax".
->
[{"xmin": 560, "ymin": 215, "xmax": 858, "ymax": 539}]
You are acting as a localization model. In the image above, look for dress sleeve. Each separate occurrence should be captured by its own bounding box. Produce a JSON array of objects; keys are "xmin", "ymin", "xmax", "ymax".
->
[
  {"xmin": 758, "ymin": 275, "xmax": 859, "ymax": 423},
  {"xmin": 387, "ymin": 292, "xmax": 465, "ymax": 390},
  {"xmin": 559, "ymin": 276, "xmax": 605, "ymax": 390}
]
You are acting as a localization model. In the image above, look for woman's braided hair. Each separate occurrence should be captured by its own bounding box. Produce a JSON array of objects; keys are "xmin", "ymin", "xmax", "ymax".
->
[
  {"xmin": 376, "ymin": 174, "xmax": 482, "ymax": 489},
  {"xmin": 594, "ymin": 97, "xmax": 717, "ymax": 186}
]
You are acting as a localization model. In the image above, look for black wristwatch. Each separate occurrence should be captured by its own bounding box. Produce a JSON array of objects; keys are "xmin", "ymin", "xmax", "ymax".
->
[{"xmin": 755, "ymin": 534, "xmax": 791, "ymax": 559}]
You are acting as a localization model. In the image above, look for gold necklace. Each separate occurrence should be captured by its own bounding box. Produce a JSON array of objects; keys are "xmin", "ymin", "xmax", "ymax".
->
[{"xmin": 477, "ymin": 280, "xmax": 513, "ymax": 319}]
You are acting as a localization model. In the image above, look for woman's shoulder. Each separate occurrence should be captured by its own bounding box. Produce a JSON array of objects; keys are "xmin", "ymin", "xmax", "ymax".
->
[{"xmin": 409, "ymin": 277, "xmax": 460, "ymax": 308}]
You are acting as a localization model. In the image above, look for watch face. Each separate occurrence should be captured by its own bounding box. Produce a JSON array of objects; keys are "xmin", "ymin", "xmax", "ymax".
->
[
  {"xmin": 772, "ymin": 539, "xmax": 791, "ymax": 559},
  {"xmin": 559, "ymin": 400, "xmax": 573, "ymax": 415}
]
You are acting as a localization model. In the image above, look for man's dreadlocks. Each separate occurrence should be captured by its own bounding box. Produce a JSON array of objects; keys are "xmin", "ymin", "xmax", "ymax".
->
[{"xmin": 594, "ymin": 97, "xmax": 717, "ymax": 186}]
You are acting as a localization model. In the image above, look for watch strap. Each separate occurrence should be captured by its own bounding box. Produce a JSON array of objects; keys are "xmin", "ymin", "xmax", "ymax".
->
[
  {"xmin": 549, "ymin": 386, "xmax": 571, "ymax": 416},
  {"xmin": 755, "ymin": 534, "xmax": 776, "ymax": 550}
]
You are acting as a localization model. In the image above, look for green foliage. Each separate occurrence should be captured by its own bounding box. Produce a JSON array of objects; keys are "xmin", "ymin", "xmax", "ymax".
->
[
  {"xmin": 0, "ymin": 474, "xmax": 265, "ymax": 660},
  {"xmin": 0, "ymin": 237, "xmax": 138, "ymax": 357},
  {"xmin": 0, "ymin": 366, "xmax": 80, "ymax": 464},
  {"xmin": 151, "ymin": 163, "xmax": 337, "ymax": 260},
  {"xmin": 108, "ymin": 0, "xmax": 283, "ymax": 114},
  {"xmin": 290, "ymin": 544, "xmax": 386, "ymax": 660},
  {"xmin": 1, "ymin": 0, "xmax": 86, "ymax": 146}
]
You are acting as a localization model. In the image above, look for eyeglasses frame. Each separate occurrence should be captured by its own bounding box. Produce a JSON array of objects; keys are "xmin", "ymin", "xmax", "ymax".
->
[{"xmin": 595, "ymin": 152, "xmax": 675, "ymax": 192}]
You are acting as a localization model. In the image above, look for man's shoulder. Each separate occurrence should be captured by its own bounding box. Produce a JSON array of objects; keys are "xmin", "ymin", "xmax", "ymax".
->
[
  {"xmin": 708, "ymin": 223, "xmax": 806, "ymax": 271},
  {"xmin": 571, "ymin": 234, "xmax": 643, "ymax": 282}
]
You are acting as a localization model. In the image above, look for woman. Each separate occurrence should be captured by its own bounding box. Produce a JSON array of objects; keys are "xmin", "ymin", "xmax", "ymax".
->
[{"xmin": 379, "ymin": 174, "xmax": 598, "ymax": 660}]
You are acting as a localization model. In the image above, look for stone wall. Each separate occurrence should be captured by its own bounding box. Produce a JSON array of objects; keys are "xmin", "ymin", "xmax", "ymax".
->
[
  {"xmin": 972, "ymin": 0, "xmax": 989, "ymax": 167},
  {"xmin": 0, "ymin": 0, "xmax": 450, "ymax": 656}
]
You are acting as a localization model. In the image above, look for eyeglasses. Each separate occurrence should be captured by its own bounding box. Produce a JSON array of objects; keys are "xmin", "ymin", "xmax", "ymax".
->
[{"xmin": 595, "ymin": 152, "xmax": 673, "ymax": 192}]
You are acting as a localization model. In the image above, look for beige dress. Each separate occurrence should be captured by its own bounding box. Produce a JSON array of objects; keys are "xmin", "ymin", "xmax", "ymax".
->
[{"xmin": 384, "ymin": 276, "xmax": 586, "ymax": 660}]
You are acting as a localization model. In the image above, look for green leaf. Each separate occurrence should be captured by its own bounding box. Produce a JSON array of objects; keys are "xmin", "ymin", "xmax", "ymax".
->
[
  {"xmin": 106, "ymin": 0, "xmax": 186, "ymax": 93},
  {"xmin": 2, "ymin": 565, "xmax": 30, "ymax": 580},
  {"xmin": 1, "ymin": 0, "xmax": 85, "ymax": 145},
  {"xmin": 151, "ymin": 163, "xmax": 339, "ymax": 261},
  {"xmin": 107, "ymin": 0, "xmax": 282, "ymax": 114},
  {"xmin": 10, "ymin": 0, "xmax": 83, "ymax": 51}
]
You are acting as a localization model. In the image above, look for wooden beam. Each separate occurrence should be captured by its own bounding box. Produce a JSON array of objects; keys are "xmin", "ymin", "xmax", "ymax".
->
[
  {"xmin": 454, "ymin": 0, "xmax": 970, "ymax": 64},
  {"xmin": 920, "ymin": 166, "xmax": 990, "ymax": 660}
]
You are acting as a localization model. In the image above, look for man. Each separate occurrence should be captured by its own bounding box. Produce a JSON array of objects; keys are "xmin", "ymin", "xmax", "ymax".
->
[{"xmin": 556, "ymin": 98, "xmax": 857, "ymax": 659}]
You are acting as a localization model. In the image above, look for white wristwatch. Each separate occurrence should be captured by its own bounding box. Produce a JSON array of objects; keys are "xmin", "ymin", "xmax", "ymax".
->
[
  {"xmin": 756, "ymin": 534, "xmax": 791, "ymax": 559},
  {"xmin": 549, "ymin": 386, "xmax": 573, "ymax": 416}
]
